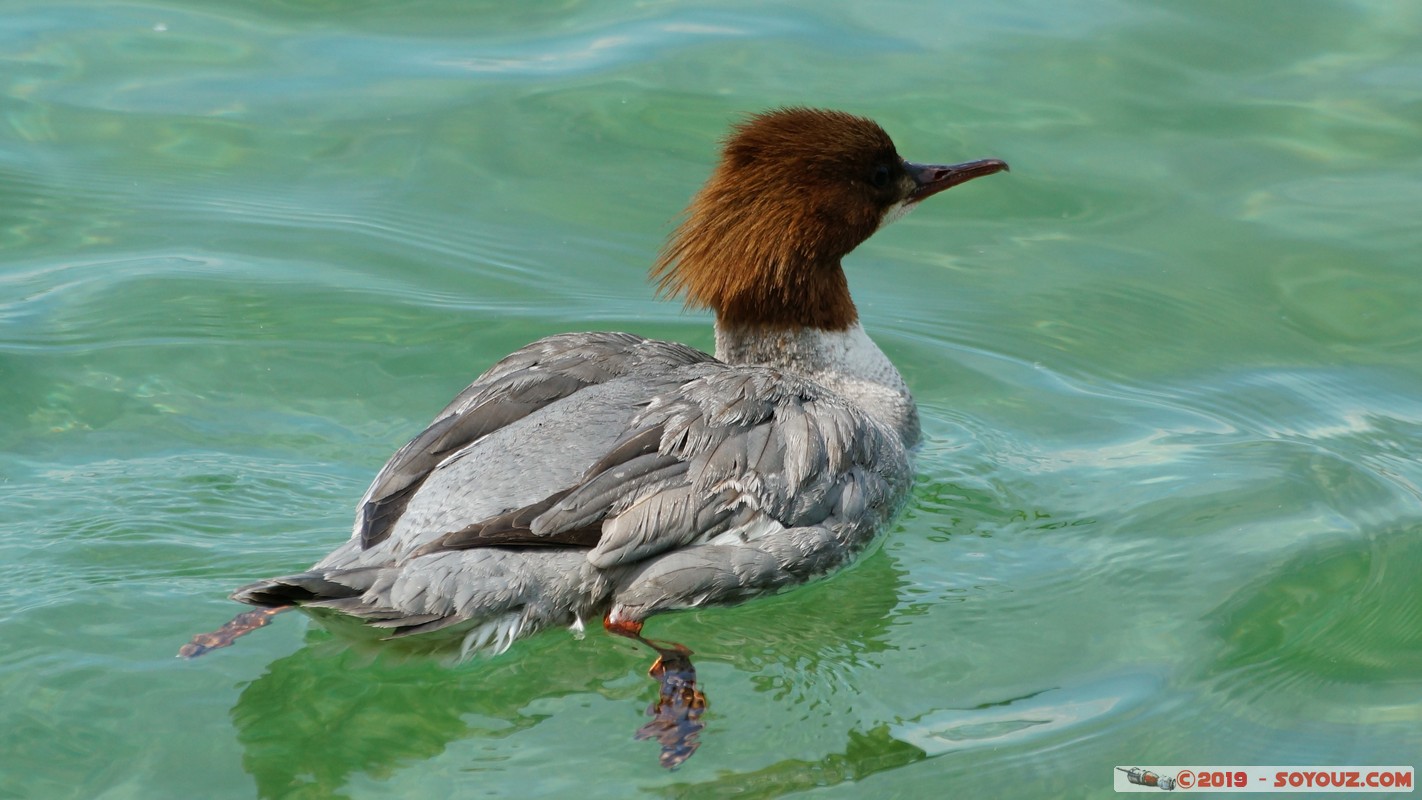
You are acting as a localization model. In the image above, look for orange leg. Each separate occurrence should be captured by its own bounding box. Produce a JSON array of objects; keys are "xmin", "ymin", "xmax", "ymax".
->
[{"xmin": 603, "ymin": 614, "xmax": 707, "ymax": 769}]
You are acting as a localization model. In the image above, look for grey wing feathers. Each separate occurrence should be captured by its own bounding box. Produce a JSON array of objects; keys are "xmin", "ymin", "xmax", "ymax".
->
[
  {"xmin": 355, "ymin": 332, "xmax": 711, "ymax": 548},
  {"xmin": 497, "ymin": 366, "xmax": 909, "ymax": 568},
  {"xmin": 236, "ymin": 346, "xmax": 911, "ymax": 640}
]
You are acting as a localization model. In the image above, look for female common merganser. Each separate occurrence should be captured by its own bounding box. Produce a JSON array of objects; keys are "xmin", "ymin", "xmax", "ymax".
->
[{"xmin": 183, "ymin": 107, "xmax": 1005, "ymax": 763}]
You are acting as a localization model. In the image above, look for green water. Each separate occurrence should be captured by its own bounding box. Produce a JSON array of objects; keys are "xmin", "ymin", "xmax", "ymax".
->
[{"xmin": 3, "ymin": 0, "xmax": 1420, "ymax": 796}]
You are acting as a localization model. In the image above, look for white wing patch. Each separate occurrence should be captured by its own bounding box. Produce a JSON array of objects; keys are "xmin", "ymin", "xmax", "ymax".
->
[{"xmin": 706, "ymin": 513, "xmax": 786, "ymax": 547}]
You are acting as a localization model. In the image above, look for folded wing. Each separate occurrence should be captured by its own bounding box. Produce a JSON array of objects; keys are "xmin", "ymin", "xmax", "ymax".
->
[
  {"xmin": 355, "ymin": 331, "xmax": 711, "ymax": 549},
  {"xmin": 414, "ymin": 365, "xmax": 909, "ymax": 569}
]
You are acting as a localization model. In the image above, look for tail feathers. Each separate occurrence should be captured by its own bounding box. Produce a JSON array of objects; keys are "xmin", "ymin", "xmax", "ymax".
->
[
  {"xmin": 231, "ymin": 569, "xmax": 481, "ymax": 640},
  {"xmin": 222, "ymin": 567, "xmax": 534, "ymax": 657},
  {"xmin": 230, "ymin": 568, "xmax": 374, "ymax": 607}
]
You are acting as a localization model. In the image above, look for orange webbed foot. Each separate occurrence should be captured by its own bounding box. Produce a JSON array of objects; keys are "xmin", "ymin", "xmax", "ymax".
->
[{"xmin": 603, "ymin": 614, "xmax": 707, "ymax": 769}]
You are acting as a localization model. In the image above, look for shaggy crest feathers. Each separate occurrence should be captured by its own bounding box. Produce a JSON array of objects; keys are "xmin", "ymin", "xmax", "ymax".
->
[{"xmin": 653, "ymin": 108, "xmax": 910, "ymax": 332}]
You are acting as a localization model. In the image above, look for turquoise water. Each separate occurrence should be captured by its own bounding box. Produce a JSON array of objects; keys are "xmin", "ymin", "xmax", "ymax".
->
[{"xmin": 3, "ymin": 0, "xmax": 1420, "ymax": 796}]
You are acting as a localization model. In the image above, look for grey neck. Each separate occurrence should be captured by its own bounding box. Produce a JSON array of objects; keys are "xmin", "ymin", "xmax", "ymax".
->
[{"xmin": 714, "ymin": 321, "xmax": 921, "ymax": 446}]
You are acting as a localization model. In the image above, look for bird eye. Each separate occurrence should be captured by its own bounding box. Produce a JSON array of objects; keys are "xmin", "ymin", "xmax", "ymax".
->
[{"xmin": 870, "ymin": 164, "xmax": 891, "ymax": 188}]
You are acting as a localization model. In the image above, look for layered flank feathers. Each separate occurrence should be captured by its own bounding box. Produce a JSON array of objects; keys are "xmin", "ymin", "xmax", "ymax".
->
[
  {"xmin": 232, "ymin": 359, "xmax": 910, "ymax": 654},
  {"xmin": 354, "ymin": 332, "xmax": 712, "ymax": 548},
  {"xmin": 413, "ymin": 365, "xmax": 909, "ymax": 569}
]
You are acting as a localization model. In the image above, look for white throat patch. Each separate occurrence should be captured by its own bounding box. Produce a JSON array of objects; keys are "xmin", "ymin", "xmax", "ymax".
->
[{"xmin": 878, "ymin": 198, "xmax": 919, "ymax": 230}]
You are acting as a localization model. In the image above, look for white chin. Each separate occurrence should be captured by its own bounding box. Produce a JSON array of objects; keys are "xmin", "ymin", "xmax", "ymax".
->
[{"xmin": 878, "ymin": 199, "xmax": 918, "ymax": 230}]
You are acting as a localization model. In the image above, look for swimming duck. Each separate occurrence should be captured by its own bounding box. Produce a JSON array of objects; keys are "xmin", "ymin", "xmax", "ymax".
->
[{"xmin": 183, "ymin": 107, "xmax": 1006, "ymax": 761}]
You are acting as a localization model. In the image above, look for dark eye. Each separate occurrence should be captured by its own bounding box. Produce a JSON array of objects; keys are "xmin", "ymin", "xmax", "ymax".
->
[{"xmin": 870, "ymin": 163, "xmax": 891, "ymax": 188}]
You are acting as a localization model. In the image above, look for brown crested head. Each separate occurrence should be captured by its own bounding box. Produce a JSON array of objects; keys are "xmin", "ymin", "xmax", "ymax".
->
[{"xmin": 652, "ymin": 107, "xmax": 1007, "ymax": 331}]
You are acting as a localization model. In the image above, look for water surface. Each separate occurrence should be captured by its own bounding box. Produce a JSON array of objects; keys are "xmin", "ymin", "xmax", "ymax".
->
[{"xmin": 2, "ymin": 0, "xmax": 1420, "ymax": 797}]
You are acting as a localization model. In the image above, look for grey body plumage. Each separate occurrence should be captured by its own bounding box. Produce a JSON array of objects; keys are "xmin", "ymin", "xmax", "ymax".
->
[{"xmin": 233, "ymin": 330, "xmax": 913, "ymax": 655}]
